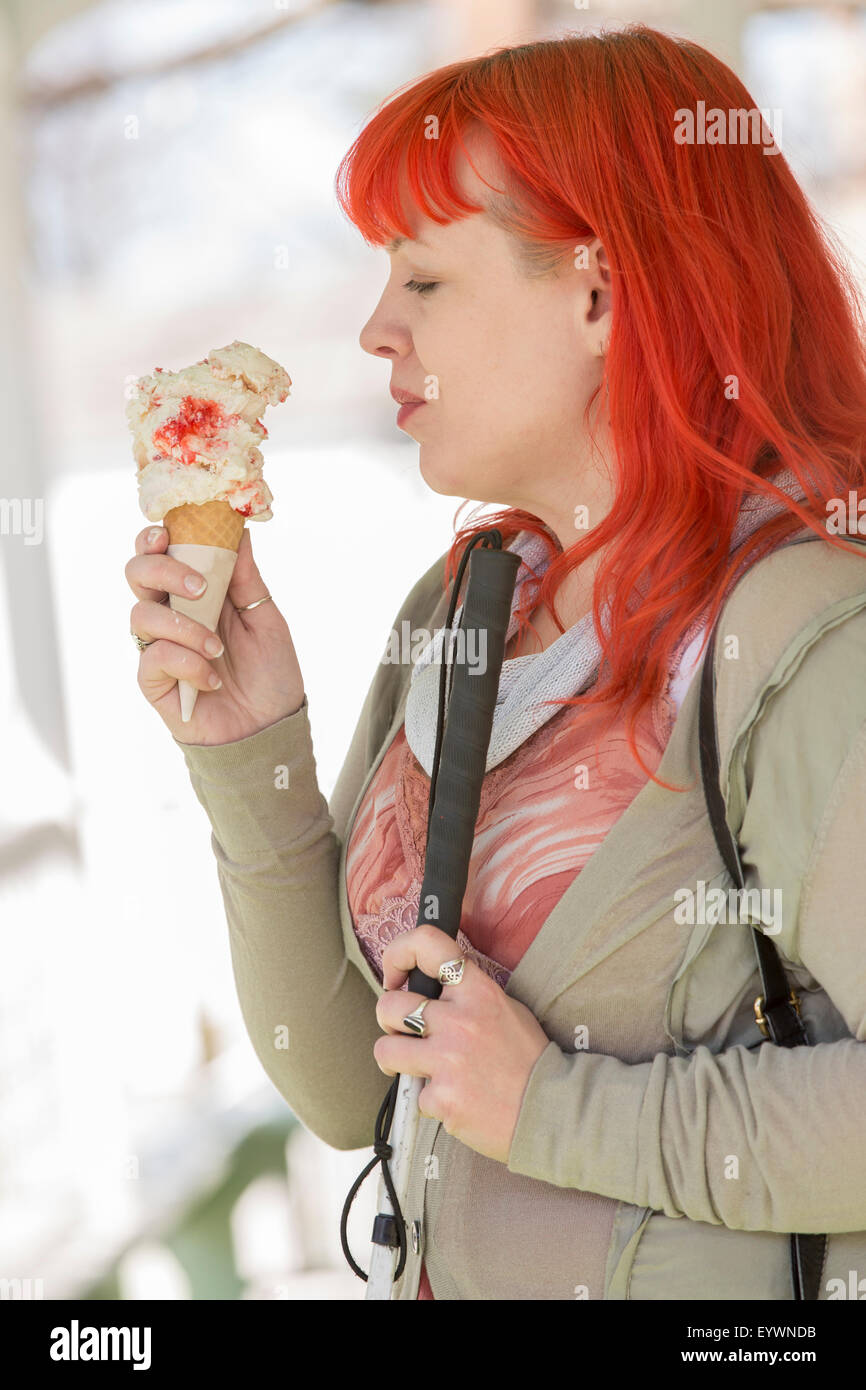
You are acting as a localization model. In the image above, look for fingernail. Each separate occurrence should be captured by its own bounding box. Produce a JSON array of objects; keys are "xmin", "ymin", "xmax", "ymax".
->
[
  {"xmin": 185, "ymin": 574, "xmax": 207, "ymax": 595},
  {"xmin": 147, "ymin": 527, "xmax": 164, "ymax": 545},
  {"xmin": 204, "ymin": 636, "xmax": 223, "ymax": 657},
  {"xmin": 208, "ymin": 673, "xmax": 222, "ymax": 689}
]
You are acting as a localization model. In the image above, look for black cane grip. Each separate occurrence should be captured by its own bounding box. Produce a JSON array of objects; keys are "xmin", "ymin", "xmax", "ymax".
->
[{"xmin": 407, "ymin": 545, "xmax": 521, "ymax": 999}]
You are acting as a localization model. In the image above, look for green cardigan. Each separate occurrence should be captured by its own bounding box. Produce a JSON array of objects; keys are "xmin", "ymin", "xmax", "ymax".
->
[{"xmin": 178, "ymin": 534, "xmax": 866, "ymax": 1300}]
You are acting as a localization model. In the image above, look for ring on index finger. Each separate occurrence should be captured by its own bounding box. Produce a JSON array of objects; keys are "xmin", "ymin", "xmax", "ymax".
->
[{"xmin": 438, "ymin": 957, "xmax": 466, "ymax": 987}]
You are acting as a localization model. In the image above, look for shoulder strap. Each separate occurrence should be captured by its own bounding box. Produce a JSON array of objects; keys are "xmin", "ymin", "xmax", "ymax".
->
[
  {"xmin": 698, "ymin": 619, "xmax": 809, "ymax": 1047},
  {"xmin": 697, "ymin": 581, "xmax": 828, "ymax": 1302}
]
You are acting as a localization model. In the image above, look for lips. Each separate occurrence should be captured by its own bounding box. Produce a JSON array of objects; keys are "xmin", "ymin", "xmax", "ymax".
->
[{"xmin": 390, "ymin": 386, "xmax": 425, "ymax": 405}]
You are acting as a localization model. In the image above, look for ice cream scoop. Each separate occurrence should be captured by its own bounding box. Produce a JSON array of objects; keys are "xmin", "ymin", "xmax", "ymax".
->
[
  {"xmin": 127, "ymin": 340, "xmax": 291, "ymax": 721},
  {"xmin": 128, "ymin": 339, "xmax": 291, "ymax": 521}
]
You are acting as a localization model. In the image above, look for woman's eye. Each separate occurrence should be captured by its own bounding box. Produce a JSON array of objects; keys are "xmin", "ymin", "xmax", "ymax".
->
[{"xmin": 403, "ymin": 279, "xmax": 438, "ymax": 296}]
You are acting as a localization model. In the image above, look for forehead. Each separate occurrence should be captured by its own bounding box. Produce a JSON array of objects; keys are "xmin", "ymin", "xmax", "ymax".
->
[{"xmin": 385, "ymin": 129, "xmax": 505, "ymax": 255}]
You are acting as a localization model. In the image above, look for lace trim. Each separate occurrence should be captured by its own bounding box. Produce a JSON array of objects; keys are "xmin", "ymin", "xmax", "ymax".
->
[{"xmin": 354, "ymin": 873, "xmax": 512, "ymax": 991}]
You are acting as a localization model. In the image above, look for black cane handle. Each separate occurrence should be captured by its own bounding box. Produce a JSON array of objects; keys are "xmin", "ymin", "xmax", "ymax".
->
[{"xmin": 407, "ymin": 544, "xmax": 520, "ymax": 999}]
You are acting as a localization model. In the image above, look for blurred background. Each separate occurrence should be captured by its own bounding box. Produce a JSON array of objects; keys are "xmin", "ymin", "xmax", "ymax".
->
[{"xmin": 0, "ymin": 0, "xmax": 864, "ymax": 1301}]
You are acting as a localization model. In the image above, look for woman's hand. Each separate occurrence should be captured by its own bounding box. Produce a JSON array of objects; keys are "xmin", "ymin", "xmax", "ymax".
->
[
  {"xmin": 125, "ymin": 523, "xmax": 306, "ymax": 745},
  {"xmin": 373, "ymin": 924, "xmax": 550, "ymax": 1165}
]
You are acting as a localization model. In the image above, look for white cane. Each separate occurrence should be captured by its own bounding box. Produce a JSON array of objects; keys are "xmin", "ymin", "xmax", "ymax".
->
[
  {"xmin": 364, "ymin": 1073, "xmax": 425, "ymax": 1299},
  {"xmin": 339, "ymin": 530, "xmax": 520, "ymax": 1298}
]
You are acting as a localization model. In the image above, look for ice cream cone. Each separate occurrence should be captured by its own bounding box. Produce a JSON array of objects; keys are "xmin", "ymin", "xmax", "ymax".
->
[
  {"xmin": 164, "ymin": 501, "xmax": 245, "ymax": 721},
  {"xmin": 164, "ymin": 499, "xmax": 245, "ymax": 550}
]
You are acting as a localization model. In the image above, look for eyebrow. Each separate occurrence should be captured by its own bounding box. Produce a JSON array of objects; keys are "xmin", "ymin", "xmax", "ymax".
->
[{"xmin": 386, "ymin": 236, "xmax": 430, "ymax": 254}]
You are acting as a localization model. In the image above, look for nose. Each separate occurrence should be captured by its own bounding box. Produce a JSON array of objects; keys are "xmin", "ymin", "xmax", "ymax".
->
[{"xmin": 359, "ymin": 289, "xmax": 412, "ymax": 360}]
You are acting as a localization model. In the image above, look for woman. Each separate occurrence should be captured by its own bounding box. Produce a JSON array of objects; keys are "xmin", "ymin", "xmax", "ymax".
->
[{"xmin": 125, "ymin": 27, "xmax": 866, "ymax": 1300}]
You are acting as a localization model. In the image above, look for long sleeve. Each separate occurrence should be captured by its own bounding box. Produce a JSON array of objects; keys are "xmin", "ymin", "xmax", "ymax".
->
[
  {"xmin": 507, "ymin": 607, "xmax": 866, "ymax": 1234},
  {"xmin": 179, "ymin": 696, "xmax": 391, "ymax": 1150},
  {"xmin": 175, "ymin": 550, "xmax": 449, "ymax": 1152}
]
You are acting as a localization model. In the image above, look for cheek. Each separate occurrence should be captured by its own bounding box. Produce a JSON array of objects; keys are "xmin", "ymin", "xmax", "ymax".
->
[
  {"xmin": 419, "ymin": 302, "xmax": 493, "ymax": 377},
  {"xmin": 418, "ymin": 299, "xmax": 580, "ymax": 436}
]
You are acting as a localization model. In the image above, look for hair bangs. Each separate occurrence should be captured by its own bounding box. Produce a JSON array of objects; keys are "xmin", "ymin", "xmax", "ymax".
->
[{"xmin": 335, "ymin": 75, "xmax": 490, "ymax": 248}]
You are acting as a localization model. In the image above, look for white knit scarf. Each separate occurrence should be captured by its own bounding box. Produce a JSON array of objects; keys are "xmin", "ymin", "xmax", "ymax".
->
[{"xmin": 405, "ymin": 469, "xmax": 808, "ymax": 776}]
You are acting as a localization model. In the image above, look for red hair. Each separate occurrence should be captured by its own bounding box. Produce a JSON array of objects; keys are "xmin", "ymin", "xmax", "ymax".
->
[{"xmin": 335, "ymin": 24, "xmax": 866, "ymax": 790}]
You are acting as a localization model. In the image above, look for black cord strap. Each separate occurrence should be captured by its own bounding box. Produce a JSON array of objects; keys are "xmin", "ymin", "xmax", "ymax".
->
[
  {"xmin": 340, "ymin": 1081, "xmax": 408, "ymax": 1282},
  {"xmin": 698, "ymin": 611, "xmax": 827, "ymax": 1301}
]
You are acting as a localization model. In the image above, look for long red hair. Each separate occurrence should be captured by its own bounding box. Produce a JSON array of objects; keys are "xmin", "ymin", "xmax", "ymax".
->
[{"xmin": 335, "ymin": 25, "xmax": 866, "ymax": 789}]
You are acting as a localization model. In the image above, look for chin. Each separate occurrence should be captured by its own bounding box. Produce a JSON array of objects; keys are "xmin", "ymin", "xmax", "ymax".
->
[{"xmin": 418, "ymin": 450, "xmax": 480, "ymax": 500}]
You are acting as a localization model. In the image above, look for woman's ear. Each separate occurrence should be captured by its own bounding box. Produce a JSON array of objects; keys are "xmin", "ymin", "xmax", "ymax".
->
[{"xmin": 586, "ymin": 238, "xmax": 612, "ymax": 356}]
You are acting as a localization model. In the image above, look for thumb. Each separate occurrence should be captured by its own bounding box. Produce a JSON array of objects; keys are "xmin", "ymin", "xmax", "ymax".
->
[{"xmin": 227, "ymin": 527, "xmax": 271, "ymax": 611}]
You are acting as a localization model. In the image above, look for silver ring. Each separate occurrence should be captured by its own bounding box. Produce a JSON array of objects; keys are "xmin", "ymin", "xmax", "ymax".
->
[
  {"xmin": 236, "ymin": 593, "xmax": 272, "ymax": 613},
  {"xmin": 438, "ymin": 957, "xmax": 466, "ymax": 986},
  {"xmin": 402, "ymin": 999, "xmax": 432, "ymax": 1038},
  {"xmin": 131, "ymin": 631, "xmax": 153, "ymax": 651}
]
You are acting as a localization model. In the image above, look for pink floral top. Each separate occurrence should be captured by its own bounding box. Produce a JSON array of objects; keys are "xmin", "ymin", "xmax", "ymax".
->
[{"xmin": 345, "ymin": 618, "xmax": 709, "ymax": 1300}]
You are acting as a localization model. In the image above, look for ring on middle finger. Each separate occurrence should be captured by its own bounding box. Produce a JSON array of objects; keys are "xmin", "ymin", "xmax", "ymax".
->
[
  {"xmin": 131, "ymin": 630, "xmax": 154, "ymax": 651},
  {"xmin": 402, "ymin": 999, "xmax": 432, "ymax": 1037}
]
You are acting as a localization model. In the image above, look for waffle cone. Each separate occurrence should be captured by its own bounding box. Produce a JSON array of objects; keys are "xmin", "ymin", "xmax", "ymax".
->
[{"xmin": 164, "ymin": 500, "xmax": 245, "ymax": 551}]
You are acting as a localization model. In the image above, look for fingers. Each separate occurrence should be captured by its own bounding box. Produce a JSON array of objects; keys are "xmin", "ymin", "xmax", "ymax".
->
[
  {"xmin": 227, "ymin": 528, "xmax": 271, "ymax": 611},
  {"xmin": 126, "ymin": 525, "xmax": 209, "ymax": 605},
  {"xmin": 373, "ymin": 1030, "xmax": 434, "ymax": 1079},
  {"xmin": 380, "ymin": 923, "xmax": 468, "ymax": 992},
  {"xmin": 130, "ymin": 597, "xmax": 225, "ymax": 659},
  {"xmin": 134, "ymin": 523, "xmax": 168, "ymax": 557},
  {"xmin": 137, "ymin": 638, "xmax": 223, "ymax": 704},
  {"xmin": 376, "ymin": 991, "xmax": 446, "ymax": 1036}
]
